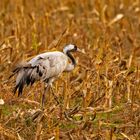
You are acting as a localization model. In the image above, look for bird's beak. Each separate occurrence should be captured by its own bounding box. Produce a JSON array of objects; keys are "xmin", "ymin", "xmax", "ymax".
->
[{"xmin": 77, "ymin": 48, "xmax": 85, "ymax": 54}]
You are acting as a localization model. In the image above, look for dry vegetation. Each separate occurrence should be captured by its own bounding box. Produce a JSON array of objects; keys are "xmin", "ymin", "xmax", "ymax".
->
[{"xmin": 0, "ymin": 0, "xmax": 140, "ymax": 139}]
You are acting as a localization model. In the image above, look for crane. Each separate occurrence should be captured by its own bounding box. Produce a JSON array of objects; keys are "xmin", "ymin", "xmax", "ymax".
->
[{"xmin": 10, "ymin": 44, "xmax": 83, "ymax": 108}]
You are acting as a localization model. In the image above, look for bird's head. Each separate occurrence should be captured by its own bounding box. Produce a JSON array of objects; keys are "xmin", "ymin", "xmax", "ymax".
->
[{"xmin": 63, "ymin": 44, "xmax": 84, "ymax": 54}]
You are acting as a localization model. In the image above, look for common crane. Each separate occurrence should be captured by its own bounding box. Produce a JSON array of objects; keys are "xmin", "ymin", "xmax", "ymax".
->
[{"xmin": 11, "ymin": 44, "xmax": 83, "ymax": 107}]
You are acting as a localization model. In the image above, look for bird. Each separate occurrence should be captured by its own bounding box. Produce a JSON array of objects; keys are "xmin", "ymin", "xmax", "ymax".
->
[{"xmin": 10, "ymin": 44, "xmax": 83, "ymax": 107}]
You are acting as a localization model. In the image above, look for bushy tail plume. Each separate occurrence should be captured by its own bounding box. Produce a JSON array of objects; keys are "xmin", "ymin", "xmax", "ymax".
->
[{"xmin": 10, "ymin": 63, "xmax": 42, "ymax": 96}]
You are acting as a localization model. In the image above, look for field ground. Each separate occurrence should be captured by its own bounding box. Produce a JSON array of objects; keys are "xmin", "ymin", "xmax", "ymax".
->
[{"xmin": 0, "ymin": 0, "xmax": 140, "ymax": 139}]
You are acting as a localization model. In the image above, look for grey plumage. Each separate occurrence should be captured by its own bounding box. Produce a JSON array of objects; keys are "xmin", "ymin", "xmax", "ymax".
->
[{"xmin": 11, "ymin": 44, "xmax": 82, "ymax": 98}]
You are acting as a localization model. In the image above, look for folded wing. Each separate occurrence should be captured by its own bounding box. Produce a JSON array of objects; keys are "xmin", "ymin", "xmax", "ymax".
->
[{"xmin": 11, "ymin": 52, "xmax": 68, "ymax": 96}]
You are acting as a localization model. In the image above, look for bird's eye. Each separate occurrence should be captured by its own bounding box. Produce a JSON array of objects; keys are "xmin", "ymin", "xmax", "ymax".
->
[{"xmin": 74, "ymin": 45, "xmax": 77, "ymax": 50}]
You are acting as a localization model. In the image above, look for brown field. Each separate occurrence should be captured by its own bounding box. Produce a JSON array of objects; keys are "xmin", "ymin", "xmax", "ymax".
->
[{"xmin": 0, "ymin": 0, "xmax": 140, "ymax": 139}]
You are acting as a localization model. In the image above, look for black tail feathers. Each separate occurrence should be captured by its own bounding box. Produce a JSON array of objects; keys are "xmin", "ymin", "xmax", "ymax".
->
[
  {"xmin": 13, "ymin": 69, "xmax": 28, "ymax": 96},
  {"xmin": 11, "ymin": 63, "xmax": 40, "ymax": 96}
]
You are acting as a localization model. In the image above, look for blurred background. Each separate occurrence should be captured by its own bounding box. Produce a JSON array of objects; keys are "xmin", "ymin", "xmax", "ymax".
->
[{"xmin": 0, "ymin": 0, "xmax": 140, "ymax": 139}]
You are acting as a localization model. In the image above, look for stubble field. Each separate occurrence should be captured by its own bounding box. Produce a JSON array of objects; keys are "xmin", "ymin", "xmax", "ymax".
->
[{"xmin": 0, "ymin": 0, "xmax": 140, "ymax": 139}]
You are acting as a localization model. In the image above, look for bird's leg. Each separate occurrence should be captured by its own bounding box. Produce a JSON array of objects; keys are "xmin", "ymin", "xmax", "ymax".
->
[
  {"xmin": 42, "ymin": 83, "xmax": 49, "ymax": 109},
  {"xmin": 50, "ymin": 85, "xmax": 60, "ymax": 105},
  {"xmin": 42, "ymin": 77, "xmax": 59, "ymax": 106},
  {"xmin": 48, "ymin": 77, "xmax": 60, "ymax": 105}
]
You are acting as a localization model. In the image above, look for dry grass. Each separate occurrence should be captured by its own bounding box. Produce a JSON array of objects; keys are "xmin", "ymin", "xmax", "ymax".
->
[{"xmin": 0, "ymin": 0, "xmax": 140, "ymax": 139}]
